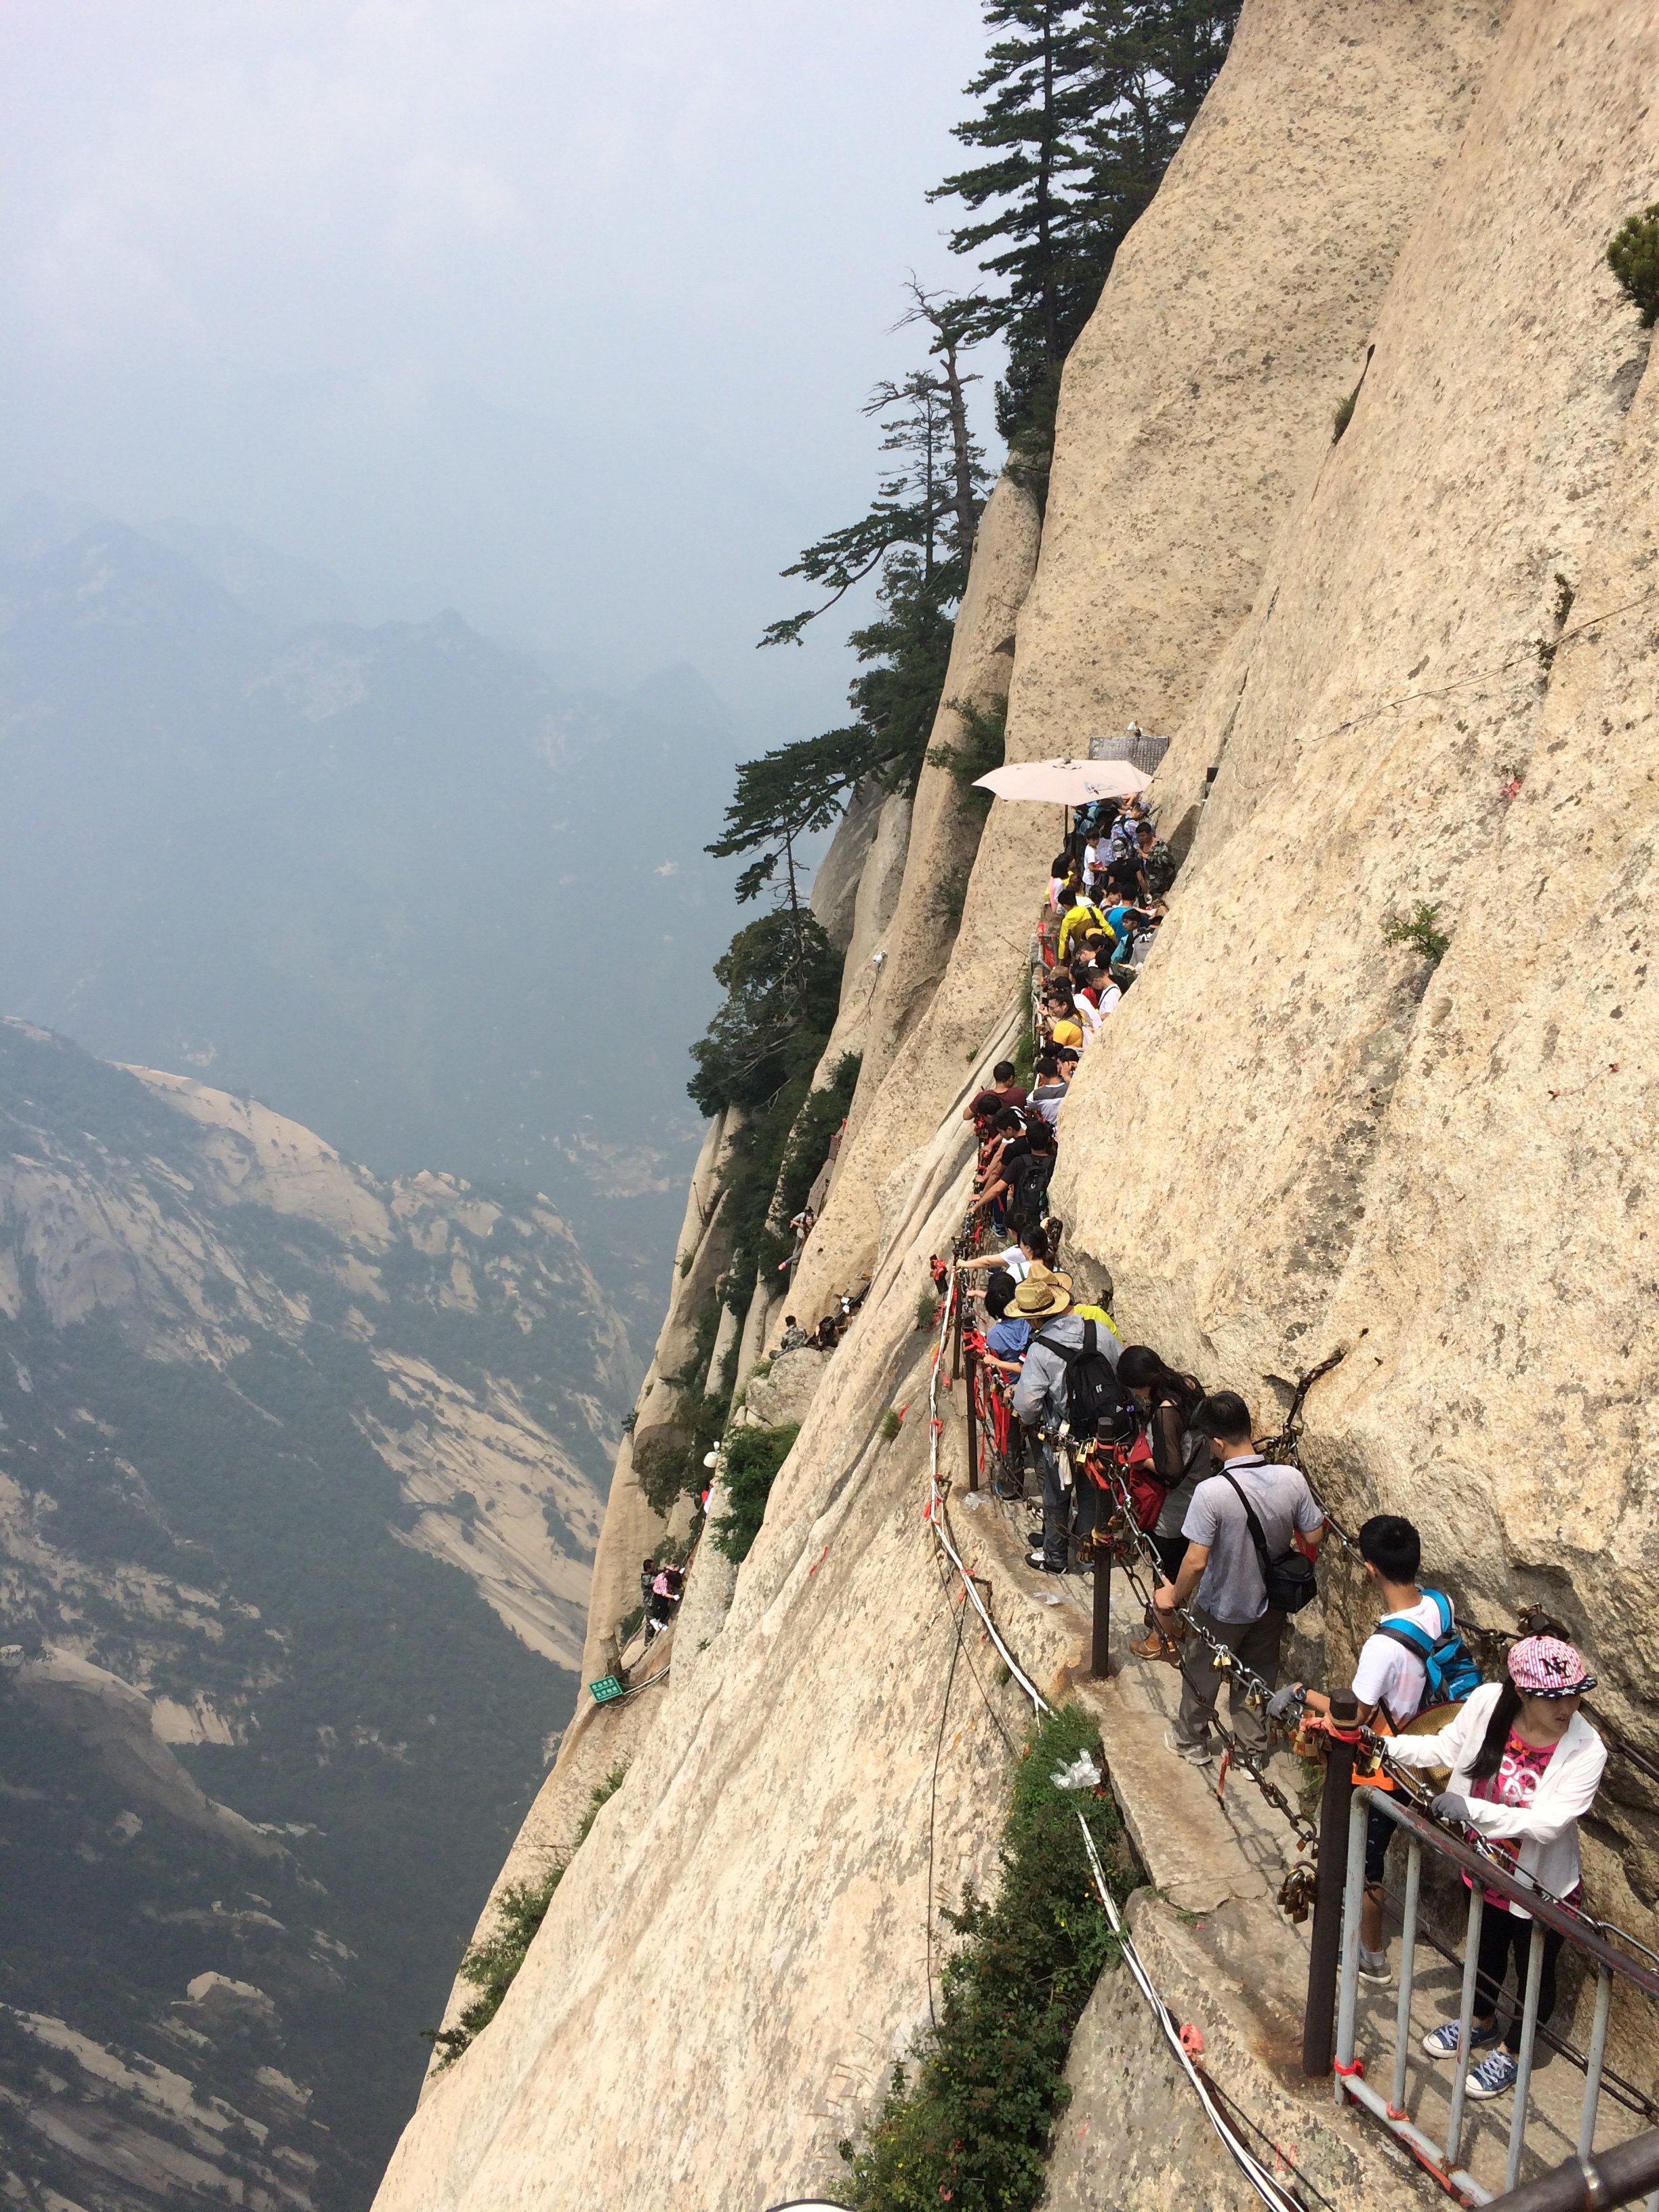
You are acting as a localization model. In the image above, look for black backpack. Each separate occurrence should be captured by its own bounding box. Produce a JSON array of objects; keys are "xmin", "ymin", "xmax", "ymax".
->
[
  {"xmin": 1005, "ymin": 1149, "xmax": 1054, "ymax": 1231},
  {"xmin": 1037, "ymin": 1320, "xmax": 1136, "ymax": 1444}
]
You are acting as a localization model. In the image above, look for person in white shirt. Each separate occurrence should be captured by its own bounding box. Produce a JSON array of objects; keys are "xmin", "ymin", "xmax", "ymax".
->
[
  {"xmin": 956, "ymin": 1227, "xmax": 1052, "ymax": 1287},
  {"xmin": 1271, "ymin": 1515, "xmax": 1475, "ymax": 1984},
  {"xmin": 1390, "ymin": 1633, "xmax": 1605, "ymax": 2103}
]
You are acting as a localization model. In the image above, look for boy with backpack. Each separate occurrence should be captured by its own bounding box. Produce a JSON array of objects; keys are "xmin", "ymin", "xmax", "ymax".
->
[{"xmin": 1267, "ymin": 1513, "xmax": 1481, "ymax": 1984}]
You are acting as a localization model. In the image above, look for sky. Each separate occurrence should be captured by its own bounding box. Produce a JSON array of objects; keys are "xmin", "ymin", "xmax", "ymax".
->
[{"xmin": 0, "ymin": 0, "xmax": 1006, "ymax": 745}]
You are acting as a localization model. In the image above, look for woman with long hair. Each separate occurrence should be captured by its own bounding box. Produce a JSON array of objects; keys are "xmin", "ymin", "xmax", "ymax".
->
[
  {"xmin": 1114, "ymin": 1345, "xmax": 1207, "ymax": 1656},
  {"xmin": 1389, "ymin": 1633, "xmax": 1605, "ymax": 2101}
]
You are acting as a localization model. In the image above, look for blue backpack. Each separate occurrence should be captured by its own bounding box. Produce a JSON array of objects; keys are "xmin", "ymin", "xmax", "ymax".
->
[{"xmin": 1376, "ymin": 1589, "xmax": 1481, "ymax": 1708}]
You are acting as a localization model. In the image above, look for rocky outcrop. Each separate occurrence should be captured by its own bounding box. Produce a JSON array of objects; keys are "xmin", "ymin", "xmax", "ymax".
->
[
  {"xmin": 813, "ymin": 785, "xmax": 912, "ymax": 1081},
  {"xmin": 371, "ymin": 3, "xmax": 1659, "ymax": 2207},
  {"xmin": 1059, "ymin": 0, "xmax": 1659, "ymax": 1901},
  {"xmin": 792, "ymin": 0, "xmax": 1503, "ymax": 1331}
]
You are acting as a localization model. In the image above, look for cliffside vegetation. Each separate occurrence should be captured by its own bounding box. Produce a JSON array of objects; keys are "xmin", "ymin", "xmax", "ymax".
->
[
  {"xmin": 425, "ymin": 1765, "xmax": 630, "ymax": 2067},
  {"xmin": 838, "ymin": 1704, "xmax": 1139, "ymax": 2212},
  {"xmin": 714, "ymin": 1424, "xmax": 802, "ymax": 1563},
  {"xmin": 933, "ymin": 0, "xmax": 1242, "ymax": 471}
]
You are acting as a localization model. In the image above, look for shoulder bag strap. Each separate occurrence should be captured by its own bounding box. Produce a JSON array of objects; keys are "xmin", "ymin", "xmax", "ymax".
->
[{"xmin": 1217, "ymin": 1469, "xmax": 1275, "ymax": 1589}]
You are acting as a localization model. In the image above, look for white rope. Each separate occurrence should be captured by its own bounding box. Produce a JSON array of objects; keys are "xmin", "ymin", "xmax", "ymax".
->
[
  {"xmin": 1076, "ymin": 1816, "xmax": 1307, "ymax": 2212},
  {"xmin": 925, "ymin": 1267, "xmax": 1050, "ymax": 1716}
]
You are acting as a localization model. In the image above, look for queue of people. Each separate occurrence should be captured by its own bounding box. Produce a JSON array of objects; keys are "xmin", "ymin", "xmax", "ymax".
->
[{"xmin": 949, "ymin": 784, "xmax": 1611, "ymax": 2098}]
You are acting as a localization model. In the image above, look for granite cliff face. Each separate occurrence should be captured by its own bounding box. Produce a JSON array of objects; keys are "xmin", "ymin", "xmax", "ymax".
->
[
  {"xmin": 0, "ymin": 1021, "xmax": 629, "ymax": 2211},
  {"xmin": 370, "ymin": 3, "xmax": 1659, "ymax": 2207}
]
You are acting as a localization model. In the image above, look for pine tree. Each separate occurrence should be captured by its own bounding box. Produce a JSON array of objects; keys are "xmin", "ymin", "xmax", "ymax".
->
[
  {"xmin": 759, "ymin": 316, "xmax": 987, "ymax": 651},
  {"xmin": 932, "ymin": 0, "xmax": 1240, "ymax": 456},
  {"xmin": 928, "ymin": 1, "xmax": 1099, "ymax": 451},
  {"xmin": 1076, "ymin": 1, "xmax": 1240, "ymax": 280}
]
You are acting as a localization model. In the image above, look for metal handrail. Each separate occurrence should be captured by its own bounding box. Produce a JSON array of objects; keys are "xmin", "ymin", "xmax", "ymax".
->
[
  {"xmin": 1372, "ymin": 1795, "xmax": 1659, "ymax": 1999},
  {"xmin": 1317, "ymin": 1761, "xmax": 1659, "ymax": 2207},
  {"xmin": 1480, "ymin": 2131, "xmax": 1659, "ymax": 2212}
]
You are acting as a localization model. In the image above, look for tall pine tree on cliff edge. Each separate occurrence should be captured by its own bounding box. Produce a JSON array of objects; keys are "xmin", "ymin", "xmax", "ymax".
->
[{"xmin": 933, "ymin": 0, "xmax": 1241, "ymax": 467}]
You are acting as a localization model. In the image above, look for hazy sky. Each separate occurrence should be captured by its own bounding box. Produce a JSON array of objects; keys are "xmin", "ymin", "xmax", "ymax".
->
[{"xmin": 1, "ymin": 0, "xmax": 1006, "ymax": 741}]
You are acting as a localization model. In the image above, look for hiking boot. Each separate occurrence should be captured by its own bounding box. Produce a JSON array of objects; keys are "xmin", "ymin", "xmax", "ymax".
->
[
  {"xmin": 1357, "ymin": 1948, "xmax": 1391, "ymax": 1988},
  {"xmin": 1165, "ymin": 1728, "xmax": 1216, "ymax": 1766},
  {"xmin": 1422, "ymin": 2021, "xmax": 1498, "ymax": 2062},
  {"xmin": 1026, "ymin": 1551, "xmax": 1067, "ymax": 1575},
  {"xmin": 1465, "ymin": 2051, "xmax": 1520, "ymax": 2100}
]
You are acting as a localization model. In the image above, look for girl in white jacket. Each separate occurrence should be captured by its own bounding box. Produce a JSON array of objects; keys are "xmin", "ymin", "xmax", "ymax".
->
[{"xmin": 1387, "ymin": 1634, "xmax": 1605, "ymax": 2102}]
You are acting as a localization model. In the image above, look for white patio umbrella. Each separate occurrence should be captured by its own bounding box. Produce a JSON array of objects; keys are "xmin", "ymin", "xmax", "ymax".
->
[{"xmin": 972, "ymin": 756, "xmax": 1153, "ymax": 804}]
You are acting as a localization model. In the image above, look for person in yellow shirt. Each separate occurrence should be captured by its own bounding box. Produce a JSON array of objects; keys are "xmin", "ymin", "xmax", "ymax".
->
[{"xmin": 1056, "ymin": 887, "xmax": 1110, "ymax": 963}]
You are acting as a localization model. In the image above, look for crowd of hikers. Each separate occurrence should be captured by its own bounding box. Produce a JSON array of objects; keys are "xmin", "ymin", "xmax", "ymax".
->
[{"xmin": 947, "ymin": 781, "xmax": 1610, "ymax": 2106}]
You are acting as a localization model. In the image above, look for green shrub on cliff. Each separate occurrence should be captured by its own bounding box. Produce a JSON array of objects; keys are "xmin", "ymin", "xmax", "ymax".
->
[
  {"xmin": 714, "ymin": 1423, "xmax": 800, "ymax": 1564},
  {"xmin": 1382, "ymin": 900, "xmax": 1450, "ymax": 966},
  {"xmin": 839, "ymin": 1703, "xmax": 1138, "ymax": 2212},
  {"xmin": 1607, "ymin": 202, "xmax": 1659, "ymax": 327}
]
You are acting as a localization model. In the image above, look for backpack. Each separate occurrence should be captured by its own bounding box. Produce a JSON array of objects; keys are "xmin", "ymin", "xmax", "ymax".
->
[
  {"xmin": 1005, "ymin": 1149, "xmax": 1054, "ymax": 1231},
  {"xmin": 1037, "ymin": 1320, "xmax": 1136, "ymax": 1445},
  {"xmin": 1374, "ymin": 1591, "xmax": 1481, "ymax": 1708}
]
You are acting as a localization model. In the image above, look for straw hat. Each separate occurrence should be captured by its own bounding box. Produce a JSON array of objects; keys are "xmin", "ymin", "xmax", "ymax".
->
[{"xmin": 1012, "ymin": 1271, "xmax": 1073, "ymax": 1319}]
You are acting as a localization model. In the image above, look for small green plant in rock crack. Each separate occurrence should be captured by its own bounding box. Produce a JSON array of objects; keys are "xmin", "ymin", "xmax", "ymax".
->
[
  {"xmin": 1332, "ymin": 386, "xmax": 1358, "ymax": 442},
  {"xmin": 1382, "ymin": 901, "xmax": 1450, "ymax": 966},
  {"xmin": 915, "ymin": 1286, "xmax": 942, "ymax": 1332},
  {"xmin": 1607, "ymin": 201, "xmax": 1659, "ymax": 327},
  {"xmin": 879, "ymin": 1407, "xmax": 903, "ymax": 1443}
]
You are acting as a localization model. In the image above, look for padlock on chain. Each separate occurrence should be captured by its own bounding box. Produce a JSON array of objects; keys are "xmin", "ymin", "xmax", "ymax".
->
[
  {"xmin": 1210, "ymin": 1647, "xmax": 1233, "ymax": 1675},
  {"xmin": 1277, "ymin": 1862, "xmax": 1317, "ymax": 1925}
]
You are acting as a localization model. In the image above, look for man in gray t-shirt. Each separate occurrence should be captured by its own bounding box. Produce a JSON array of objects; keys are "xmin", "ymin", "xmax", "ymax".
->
[{"xmin": 1152, "ymin": 1390, "xmax": 1324, "ymax": 1762}]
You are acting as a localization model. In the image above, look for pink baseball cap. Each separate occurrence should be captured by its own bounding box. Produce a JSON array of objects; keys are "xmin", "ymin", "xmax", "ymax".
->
[{"xmin": 1508, "ymin": 1634, "xmax": 1595, "ymax": 1698}]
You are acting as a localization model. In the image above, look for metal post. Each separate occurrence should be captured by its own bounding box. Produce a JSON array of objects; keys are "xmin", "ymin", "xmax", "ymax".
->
[
  {"xmin": 1391, "ymin": 1837, "xmax": 1422, "ymax": 2117},
  {"xmin": 951, "ymin": 1282, "xmax": 963, "ymax": 1384},
  {"xmin": 1505, "ymin": 1921, "xmax": 1548, "ymax": 2192},
  {"xmin": 1578, "ymin": 1969, "xmax": 1613, "ymax": 2160},
  {"xmin": 1090, "ymin": 1542, "xmax": 1110, "ymax": 1679},
  {"xmin": 1303, "ymin": 1690, "xmax": 1360, "ymax": 2076},
  {"xmin": 1334, "ymin": 1787, "xmax": 1370, "ymax": 2086},
  {"xmin": 1446, "ymin": 1883, "xmax": 1488, "ymax": 2172},
  {"xmin": 965, "ymin": 1348, "xmax": 980, "ymax": 1494}
]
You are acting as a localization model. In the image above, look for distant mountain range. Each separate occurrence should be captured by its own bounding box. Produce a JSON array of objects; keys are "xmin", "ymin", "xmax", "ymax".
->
[
  {"xmin": 0, "ymin": 1018, "xmax": 632, "ymax": 2210},
  {"xmin": 0, "ymin": 502, "xmax": 750, "ymax": 1342}
]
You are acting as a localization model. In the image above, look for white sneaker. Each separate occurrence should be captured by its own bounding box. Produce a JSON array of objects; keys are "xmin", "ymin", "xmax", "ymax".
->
[{"xmin": 1357, "ymin": 1948, "xmax": 1391, "ymax": 1988}]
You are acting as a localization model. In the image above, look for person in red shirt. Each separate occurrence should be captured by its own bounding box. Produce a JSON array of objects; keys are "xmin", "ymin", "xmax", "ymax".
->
[{"xmin": 962, "ymin": 1060, "xmax": 1028, "ymax": 1128}]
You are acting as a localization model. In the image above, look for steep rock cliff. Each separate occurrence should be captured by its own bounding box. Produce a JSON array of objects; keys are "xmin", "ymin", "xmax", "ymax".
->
[
  {"xmin": 1059, "ymin": 0, "xmax": 1659, "ymax": 1902},
  {"xmin": 792, "ymin": 0, "xmax": 1506, "ymax": 1330},
  {"xmin": 371, "ymin": 2, "xmax": 1659, "ymax": 2207}
]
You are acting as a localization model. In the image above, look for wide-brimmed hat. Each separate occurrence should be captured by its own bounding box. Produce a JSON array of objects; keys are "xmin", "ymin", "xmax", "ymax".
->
[{"xmin": 1012, "ymin": 1271, "xmax": 1073, "ymax": 1319}]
